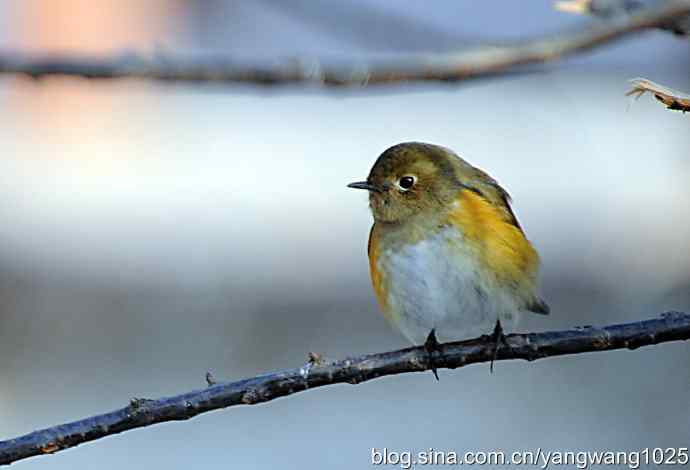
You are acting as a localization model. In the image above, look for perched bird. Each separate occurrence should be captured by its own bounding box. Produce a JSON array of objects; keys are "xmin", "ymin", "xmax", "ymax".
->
[{"xmin": 349, "ymin": 142, "xmax": 548, "ymax": 376}]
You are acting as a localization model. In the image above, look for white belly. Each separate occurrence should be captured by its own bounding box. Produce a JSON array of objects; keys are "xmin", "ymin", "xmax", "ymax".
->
[{"xmin": 379, "ymin": 227, "xmax": 520, "ymax": 345}]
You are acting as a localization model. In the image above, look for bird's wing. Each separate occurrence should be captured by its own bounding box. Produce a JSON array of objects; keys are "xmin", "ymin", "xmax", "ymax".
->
[
  {"xmin": 463, "ymin": 166, "xmax": 524, "ymax": 232},
  {"xmin": 455, "ymin": 166, "xmax": 550, "ymax": 316}
]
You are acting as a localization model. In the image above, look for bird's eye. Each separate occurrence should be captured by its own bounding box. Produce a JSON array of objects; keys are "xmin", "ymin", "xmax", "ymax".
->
[{"xmin": 397, "ymin": 175, "xmax": 416, "ymax": 191}]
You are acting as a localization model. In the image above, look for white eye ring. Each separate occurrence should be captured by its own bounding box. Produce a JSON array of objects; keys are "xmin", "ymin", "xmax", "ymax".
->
[{"xmin": 396, "ymin": 175, "xmax": 416, "ymax": 191}]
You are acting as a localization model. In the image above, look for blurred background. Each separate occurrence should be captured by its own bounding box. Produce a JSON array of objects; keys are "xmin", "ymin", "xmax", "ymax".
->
[{"xmin": 0, "ymin": 1, "xmax": 688, "ymax": 468}]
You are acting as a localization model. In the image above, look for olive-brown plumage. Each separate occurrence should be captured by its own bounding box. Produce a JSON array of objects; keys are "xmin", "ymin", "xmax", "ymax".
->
[{"xmin": 350, "ymin": 142, "xmax": 548, "ymax": 345}]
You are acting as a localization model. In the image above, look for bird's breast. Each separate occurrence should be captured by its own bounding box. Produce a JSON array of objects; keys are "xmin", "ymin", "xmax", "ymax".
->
[
  {"xmin": 378, "ymin": 226, "xmax": 483, "ymax": 315},
  {"xmin": 370, "ymin": 225, "xmax": 516, "ymax": 343}
]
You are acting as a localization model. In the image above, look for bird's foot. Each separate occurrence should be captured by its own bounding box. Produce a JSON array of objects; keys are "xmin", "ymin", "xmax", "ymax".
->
[
  {"xmin": 424, "ymin": 329, "xmax": 441, "ymax": 381},
  {"xmin": 490, "ymin": 319, "xmax": 509, "ymax": 374}
]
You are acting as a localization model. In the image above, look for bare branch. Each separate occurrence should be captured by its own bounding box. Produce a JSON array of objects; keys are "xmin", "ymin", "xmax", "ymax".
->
[
  {"xmin": 0, "ymin": 312, "xmax": 688, "ymax": 466},
  {"xmin": 626, "ymin": 78, "xmax": 690, "ymax": 112},
  {"xmin": 555, "ymin": 0, "xmax": 690, "ymax": 35},
  {"xmin": 0, "ymin": 0, "xmax": 689, "ymax": 87}
]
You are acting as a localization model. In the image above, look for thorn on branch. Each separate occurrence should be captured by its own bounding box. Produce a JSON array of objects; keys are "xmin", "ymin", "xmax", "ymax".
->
[
  {"xmin": 128, "ymin": 397, "xmax": 155, "ymax": 413},
  {"xmin": 299, "ymin": 351, "xmax": 331, "ymax": 384},
  {"xmin": 205, "ymin": 371, "xmax": 217, "ymax": 387}
]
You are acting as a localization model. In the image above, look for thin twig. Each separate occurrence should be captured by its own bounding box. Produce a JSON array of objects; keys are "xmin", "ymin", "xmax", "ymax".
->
[
  {"xmin": 0, "ymin": 0, "xmax": 689, "ymax": 87},
  {"xmin": 0, "ymin": 312, "xmax": 689, "ymax": 466},
  {"xmin": 626, "ymin": 77, "xmax": 690, "ymax": 112}
]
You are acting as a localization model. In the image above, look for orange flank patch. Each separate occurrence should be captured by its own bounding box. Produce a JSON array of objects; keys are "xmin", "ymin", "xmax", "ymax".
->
[
  {"xmin": 367, "ymin": 224, "xmax": 389, "ymax": 312},
  {"xmin": 449, "ymin": 190, "xmax": 539, "ymax": 287}
]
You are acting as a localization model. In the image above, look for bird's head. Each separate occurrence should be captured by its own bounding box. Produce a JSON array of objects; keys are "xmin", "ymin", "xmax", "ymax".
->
[{"xmin": 348, "ymin": 142, "xmax": 465, "ymax": 223}]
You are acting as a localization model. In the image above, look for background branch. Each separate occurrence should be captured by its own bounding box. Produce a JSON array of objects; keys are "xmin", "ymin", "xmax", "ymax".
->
[
  {"xmin": 555, "ymin": 0, "xmax": 690, "ymax": 35},
  {"xmin": 0, "ymin": 0, "xmax": 689, "ymax": 87},
  {"xmin": 1, "ymin": 312, "xmax": 688, "ymax": 466},
  {"xmin": 626, "ymin": 77, "xmax": 690, "ymax": 111}
]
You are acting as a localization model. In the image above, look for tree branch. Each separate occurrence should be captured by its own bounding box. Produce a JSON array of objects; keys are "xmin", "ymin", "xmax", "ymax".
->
[
  {"xmin": 0, "ymin": 312, "xmax": 688, "ymax": 466},
  {"xmin": 0, "ymin": 0, "xmax": 689, "ymax": 87},
  {"xmin": 626, "ymin": 77, "xmax": 690, "ymax": 112},
  {"xmin": 555, "ymin": 0, "xmax": 690, "ymax": 35}
]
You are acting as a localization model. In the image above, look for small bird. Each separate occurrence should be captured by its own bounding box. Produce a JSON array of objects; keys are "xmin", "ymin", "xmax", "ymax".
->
[{"xmin": 349, "ymin": 142, "xmax": 548, "ymax": 376}]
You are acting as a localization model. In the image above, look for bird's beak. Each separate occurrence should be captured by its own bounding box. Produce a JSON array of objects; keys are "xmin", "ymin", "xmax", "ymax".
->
[{"xmin": 347, "ymin": 181, "xmax": 382, "ymax": 193}]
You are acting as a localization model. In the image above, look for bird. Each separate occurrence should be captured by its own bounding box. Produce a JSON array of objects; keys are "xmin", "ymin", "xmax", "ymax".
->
[{"xmin": 348, "ymin": 142, "xmax": 549, "ymax": 377}]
